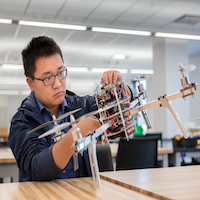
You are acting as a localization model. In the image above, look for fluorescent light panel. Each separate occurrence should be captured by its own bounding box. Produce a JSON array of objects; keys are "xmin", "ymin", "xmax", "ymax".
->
[
  {"xmin": 0, "ymin": 90, "xmax": 20, "ymax": 95},
  {"xmin": 92, "ymin": 27, "xmax": 151, "ymax": 36},
  {"xmin": 21, "ymin": 90, "xmax": 31, "ymax": 95},
  {"xmin": 0, "ymin": 79, "xmax": 27, "ymax": 85},
  {"xmin": 2, "ymin": 64, "xmax": 23, "ymax": 69},
  {"xmin": 91, "ymin": 68, "xmax": 128, "ymax": 73},
  {"xmin": 130, "ymin": 69, "xmax": 154, "ymax": 74},
  {"xmin": 112, "ymin": 54, "xmax": 126, "ymax": 60},
  {"xmin": 67, "ymin": 67, "xmax": 89, "ymax": 72},
  {"xmin": 155, "ymin": 32, "xmax": 200, "ymax": 40},
  {"xmin": 0, "ymin": 18, "xmax": 12, "ymax": 24},
  {"xmin": 19, "ymin": 20, "xmax": 87, "ymax": 30},
  {"xmin": 0, "ymin": 90, "xmax": 31, "ymax": 95},
  {"xmin": 67, "ymin": 82, "xmax": 95, "ymax": 87}
]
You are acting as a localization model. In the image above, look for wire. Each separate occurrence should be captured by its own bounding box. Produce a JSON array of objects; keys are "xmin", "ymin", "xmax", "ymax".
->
[{"xmin": 96, "ymin": 81, "xmax": 107, "ymax": 93}]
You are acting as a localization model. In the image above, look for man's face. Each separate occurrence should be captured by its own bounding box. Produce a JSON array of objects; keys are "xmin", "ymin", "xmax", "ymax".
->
[{"xmin": 27, "ymin": 53, "xmax": 66, "ymax": 111}]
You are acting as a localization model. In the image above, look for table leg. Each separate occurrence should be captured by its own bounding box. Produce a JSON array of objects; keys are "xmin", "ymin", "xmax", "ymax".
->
[
  {"xmin": 0, "ymin": 163, "xmax": 19, "ymax": 182},
  {"xmin": 162, "ymin": 154, "xmax": 168, "ymax": 167},
  {"xmin": 175, "ymin": 152, "xmax": 181, "ymax": 167}
]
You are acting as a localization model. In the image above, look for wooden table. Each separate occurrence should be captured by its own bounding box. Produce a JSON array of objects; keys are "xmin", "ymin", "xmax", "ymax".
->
[
  {"xmin": 0, "ymin": 177, "xmax": 157, "ymax": 200},
  {"xmin": 110, "ymin": 143, "xmax": 173, "ymax": 167},
  {"xmin": 100, "ymin": 165, "xmax": 200, "ymax": 200},
  {"xmin": 0, "ymin": 147, "xmax": 19, "ymax": 182}
]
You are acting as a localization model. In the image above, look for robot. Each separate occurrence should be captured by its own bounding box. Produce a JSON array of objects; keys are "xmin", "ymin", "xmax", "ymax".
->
[{"xmin": 28, "ymin": 63, "xmax": 198, "ymax": 188}]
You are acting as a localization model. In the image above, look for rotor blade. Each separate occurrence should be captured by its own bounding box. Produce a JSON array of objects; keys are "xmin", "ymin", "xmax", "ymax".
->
[
  {"xmin": 75, "ymin": 110, "xmax": 101, "ymax": 122},
  {"xmin": 184, "ymin": 65, "xmax": 196, "ymax": 72},
  {"xmin": 56, "ymin": 108, "xmax": 82, "ymax": 121},
  {"xmin": 38, "ymin": 122, "xmax": 71, "ymax": 138},
  {"xmin": 186, "ymin": 117, "xmax": 200, "ymax": 121},
  {"xmin": 133, "ymin": 77, "xmax": 144, "ymax": 82},
  {"xmin": 28, "ymin": 121, "xmax": 54, "ymax": 134},
  {"xmin": 70, "ymin": 114, "xmax": 76, "ymax": 128},
  {"xmin": 28, "ymin": 108, "xmax": 81, "ymax": 134},
  {"xmin": 179, "ymin": 63, "xmax": 184, "ymax": 69}
]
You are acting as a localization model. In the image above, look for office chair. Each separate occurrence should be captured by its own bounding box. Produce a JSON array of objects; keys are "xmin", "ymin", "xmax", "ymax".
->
[
  {"xmin": 116, "ymin": 137, "xmax": 158, "ymax": 171},
  {"xmin": 136, "ymin": 132, "xmax": 163, "ymax": 147},
  {"xmin": 96, "ymin": 143, "xmax": 114, "ymax": 172}
]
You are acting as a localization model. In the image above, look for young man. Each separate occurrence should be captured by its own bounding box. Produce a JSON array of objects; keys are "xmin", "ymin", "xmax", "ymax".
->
[{"xmin": 9, "ymin": 36, "xmax": 132, "ymax": 181}]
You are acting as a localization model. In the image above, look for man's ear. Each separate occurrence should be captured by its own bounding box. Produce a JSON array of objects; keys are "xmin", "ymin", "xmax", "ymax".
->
[{"xmin": 26, "ymin": 77, "xmax": 35, "ymax": 92}]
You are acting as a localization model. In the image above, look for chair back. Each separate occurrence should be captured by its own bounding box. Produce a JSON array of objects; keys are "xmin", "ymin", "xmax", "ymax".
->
[
  {"xmin": 116, "ymin": 137, "xmax": 158, "ymax": 171},
  {"xmin": 96, "ymin": 143, "xmax": 114, "ymax": 172},
  {"xmin": 136, "ymin": 132, "xmax": 162, "ymax": 147}
]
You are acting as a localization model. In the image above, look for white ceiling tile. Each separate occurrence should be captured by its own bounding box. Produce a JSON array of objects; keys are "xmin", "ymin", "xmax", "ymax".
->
[
  {"xmin": 44, "ymin": 29, "xmax": 72, "ymax": 43},
  {"xmin": 142, "ymin": 1, "xmax": 199, "ymax": 28},
  {"xmin": 86, "ymin": 0, "xmax": 136, "ymax": 20},
  {"xmin": 57, "ymin": 0, "xmax": 102, "ymax": 21},
  {"xmin": 0, "ymin": 0, "xmax": 27, "ymax": 19},
  {"xmin": 16, "ymin": 26, "xmax": 46, "ymax": 40},
  {"xmin": 117, "ymin": 0, "xmax": 168, "ymax": 23},
  {"xmin": 0, "ymin": 51, "xmax": 7, "ymax": 63},
  {"xmin": 26, "ymin": 0, "xmax": 66, "ymax": 17},
  {"xmin": 0, "ymin": 24, "xmax": 19, "ymax": 39}
]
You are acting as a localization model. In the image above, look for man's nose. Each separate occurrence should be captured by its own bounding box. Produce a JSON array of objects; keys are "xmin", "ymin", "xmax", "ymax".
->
[{"xmin": 53, "ymin": 75, "xmax": 61, "ymax": 88}]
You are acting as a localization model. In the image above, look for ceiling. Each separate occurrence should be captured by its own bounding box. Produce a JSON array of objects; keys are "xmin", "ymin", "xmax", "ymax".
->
[{"xmin": 1, "ymin": 0, "xmax": 200, "ymax": 94}]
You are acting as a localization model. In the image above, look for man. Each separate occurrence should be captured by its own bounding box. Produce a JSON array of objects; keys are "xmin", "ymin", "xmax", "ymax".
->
[{"xmin": 9, "ymin": 36, "xmax": 132, "ymax": 181}]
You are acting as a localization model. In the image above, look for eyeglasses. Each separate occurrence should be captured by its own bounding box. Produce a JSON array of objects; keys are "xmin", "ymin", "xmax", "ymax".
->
[{"xmin": 31, "ymin": 68, "xmax": 67, "ymax": 86}]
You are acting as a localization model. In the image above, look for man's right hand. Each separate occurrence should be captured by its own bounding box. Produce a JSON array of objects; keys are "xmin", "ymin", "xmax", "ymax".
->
[{"xmin": 75, "ymin": 116, "xmax": 101, "ymax": 137}]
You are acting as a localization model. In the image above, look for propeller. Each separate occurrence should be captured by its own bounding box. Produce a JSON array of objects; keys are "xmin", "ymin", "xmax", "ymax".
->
[
  {"xmin": 133, "ymin": 75, "xmax": 144, "ymax": 82},
  {"xmin": 186, "ymin": 117, "xmax": 200, "ymax": 121},
  {"xmin": 28, "ymin": 108, "xmax": 82, "ymax": 134},
  {"xmin": 38, "ymin": 122, "xmax": 71, "ymax": 138},
  {"xmin": 37, "ymin": 105, "xmax": 117, "ymax": 139},
  {"xmin": 171, "ymin": 63, "xmax": 196, "ymax": 73}
]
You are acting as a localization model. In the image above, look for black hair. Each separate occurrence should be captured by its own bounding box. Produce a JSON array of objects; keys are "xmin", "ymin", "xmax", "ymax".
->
[{"xmin": 22, "ymin": 36, "xmax": 64, "ymax": 77}]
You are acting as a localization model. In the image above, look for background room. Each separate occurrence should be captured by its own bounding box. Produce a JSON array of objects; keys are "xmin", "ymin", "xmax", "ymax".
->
[{"xmin": 0, "ymin": 0, "xmax": 200, "ymax": 141}]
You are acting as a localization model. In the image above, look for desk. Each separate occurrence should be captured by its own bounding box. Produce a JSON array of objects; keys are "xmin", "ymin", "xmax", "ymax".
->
[
  {"xmin": 110, "ymin": 143, "xmax": 173, "ymax": 168},
  {"xmin": 0, "ymin": 127, "xmax": 8, "ymax": 141},
  {"xmin": 172, "ymin": 147, "xmax": 200, "ymax": 166},
  {"xmin": 0, "ymin": 147, "xmax": 19, "ymax": 182},
  {"xmin": 100, "ymin": 165, "xmax": 200, "ymax": 200},
  {"xmin": 0, "ymin": 177, "xmax": 157, "ymax": 200}
]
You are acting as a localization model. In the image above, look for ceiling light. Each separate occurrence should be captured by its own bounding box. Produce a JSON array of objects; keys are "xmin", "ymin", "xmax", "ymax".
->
[
  {"xmin": 155, "ymin": 32, "xmax": 200, "ymax": 40},
  {"xmin": 67, "ymin": 82, "xmax": 96, "ymax": 87},
  {"xmin": 0, "ymin": 79, "xmax": 27, "ymax": 85},
  {"xmin": 91, "ymin": 68, "xmax": 128, "ymax": 73},
  {"xmin": 19, "ymin": 20, "xmax": 87, "ymax": 30},
  {"xmin": 112, "ymin": 54, "xmax": 126, "ymax": 60},
  {"xmin": 130, "ymin": 69, "xmax": 154, "ymax": 74},
  {"xmin": 0, "ymin": 90, "xmax": 20, "ymax": 95},
  {"xmin": 67, "ymin": 67, "xmax": 89, "ymax": 72},
  {"xmin": 2, "ymin": 64, "xmax": 23, "ymax": 69},
  {"xmin": 21, "ymin": 90, "xmax": 31, "ymax": 95},
  {"xmin": 92, "ymin": 27, "xmax": 151, "ymax": 36},
  {"xmin": 0, "ymin": 18, "xmax": 12, "ymax": 24}
]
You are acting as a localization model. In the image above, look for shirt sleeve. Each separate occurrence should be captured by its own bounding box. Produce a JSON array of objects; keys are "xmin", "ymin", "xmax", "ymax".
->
[{"xmin": 9, "ymin": 111, "xmax": 63, "ymax": 181}]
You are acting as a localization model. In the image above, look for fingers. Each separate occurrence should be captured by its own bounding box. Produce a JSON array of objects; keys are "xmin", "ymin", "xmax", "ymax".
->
[
  {"xmin": 76, "ymin": 116, "xmax": 101, "ymax": 137},
  {"xmin": 101, "ymin": 70, "xmax": 123, "ymax": 86}
]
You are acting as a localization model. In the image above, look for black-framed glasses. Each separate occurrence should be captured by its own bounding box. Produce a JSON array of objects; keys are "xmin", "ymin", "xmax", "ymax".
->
[{"xmin": 31, "ymin": 68, "xmax": 67, "ymax": 86}]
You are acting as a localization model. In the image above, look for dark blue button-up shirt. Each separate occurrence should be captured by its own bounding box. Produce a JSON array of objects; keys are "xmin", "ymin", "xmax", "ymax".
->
[{"xmin": 33, "ymin": 92, "xmax": 88, "ymax": 179}]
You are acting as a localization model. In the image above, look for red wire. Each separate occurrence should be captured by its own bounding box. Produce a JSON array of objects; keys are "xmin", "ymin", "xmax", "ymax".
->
[{"xmin": 107, "ymin": 111, "xmax": 115, "ymax": 127}]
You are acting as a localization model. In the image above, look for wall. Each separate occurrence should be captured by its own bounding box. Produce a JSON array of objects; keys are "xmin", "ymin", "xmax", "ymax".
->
[
  {"xmin": 189, "ymin": 54, "xmax": 200, "ymax": 126},
  {"xmin": 0, "ymin": 95, "xmax": 9, "ymax": 127}
]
